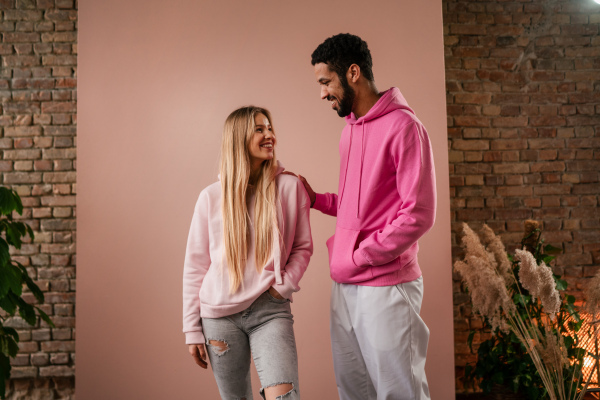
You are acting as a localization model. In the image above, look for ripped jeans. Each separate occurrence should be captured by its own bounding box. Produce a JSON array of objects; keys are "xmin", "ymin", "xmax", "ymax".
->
[{"xmin": 202, "ymin": 291, "xmax": 300, "ymax": 400}]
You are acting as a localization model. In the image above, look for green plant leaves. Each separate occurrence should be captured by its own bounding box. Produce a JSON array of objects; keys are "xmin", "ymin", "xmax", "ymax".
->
[
  {"xmin": 544, "ymin": 244, "xmax": 562, "ymax": 255},
  {"xmin": 36, "ymin": 308, "xmax": 55, "ymax": 328},
  {"xmin": 0, "ymin": 352, "xmax": 11, "ymax": 399},
  {"xmin": 0, "ymin": 263, "xmax": 22, "ymax": 298},
  {"xmin": 0, "ymin": 239, "xmax": 9, "ymax": 268},
  {"xmin": 555, "ymin": 278, "xmax": 568, "ymax": 291},
  {"xmin": 14, "ymin": 295, "xmax": 37, "ymax": 326},
  {"xmin": 467, "ymin": 330, "xmax": 476, "ymax": 353},
  {"xmin": 0, "ymin": 187, "xmax": 22, "ymax": 217},
  {"xmin": 16, "ymin": 263, "xmax": 44, "ymax": 304},
  {"xmin": 0, "ymin": 188, "xmax": 17, "ymax": 216},
  {"xmin": 0, "ymin": 335, "xmax": 19, "ymax": 358},
  {"xmin": 0, "ymin": 185, "xmax": 51, "ymax": 399}
]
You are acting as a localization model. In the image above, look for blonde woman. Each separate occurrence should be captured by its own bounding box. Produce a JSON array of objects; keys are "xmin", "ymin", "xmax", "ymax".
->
[{"xmin": 183, "ymin": 106, "xmax": 312, "ymax": 400}]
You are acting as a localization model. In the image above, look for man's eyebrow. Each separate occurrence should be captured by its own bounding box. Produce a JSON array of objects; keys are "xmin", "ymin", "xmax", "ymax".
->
[{"xmin": 318, "ymin": 78, "xmax": 329, "ymax": 84}]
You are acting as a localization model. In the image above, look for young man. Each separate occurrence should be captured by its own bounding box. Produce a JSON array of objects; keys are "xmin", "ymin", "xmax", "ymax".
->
[{"xmin": 299, "ymin": 33, "xmax": 436, "ymax": 400}]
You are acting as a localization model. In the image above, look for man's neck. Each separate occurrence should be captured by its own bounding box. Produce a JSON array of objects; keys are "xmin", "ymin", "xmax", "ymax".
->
[{"xmin": 352, "ymin": 83, "xmax": 381, "ymax": 119}]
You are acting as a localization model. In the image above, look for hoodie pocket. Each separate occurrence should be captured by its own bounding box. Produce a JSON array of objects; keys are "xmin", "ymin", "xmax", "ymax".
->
[{"xmin": 326, "ymin": 226, "xmax": 373, "ymax": 283}]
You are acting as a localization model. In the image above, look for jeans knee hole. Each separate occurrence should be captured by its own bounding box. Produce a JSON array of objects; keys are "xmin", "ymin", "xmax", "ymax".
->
[{"xmin": 207, "ymin": 339, "xmax": 230, "ymax": 356}]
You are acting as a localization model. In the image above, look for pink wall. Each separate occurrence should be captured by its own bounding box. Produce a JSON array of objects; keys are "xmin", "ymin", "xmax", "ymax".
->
[{"xmin": 78, "ymin": 0, "xmax": 453, "ymax": 398}]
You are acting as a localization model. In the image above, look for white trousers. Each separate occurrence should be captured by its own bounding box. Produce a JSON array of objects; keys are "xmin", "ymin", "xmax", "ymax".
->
[{"xmin": 330, "ymin": 278, "xmax": 431, "ymax": 400}]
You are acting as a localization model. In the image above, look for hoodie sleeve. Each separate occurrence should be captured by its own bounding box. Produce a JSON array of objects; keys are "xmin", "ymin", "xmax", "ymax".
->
[
  {"xmin": 352, "ymin": 122, "xmax": 437, "ymax": 268},
  {"xmin": 272, "ymin": 179, "xmax": 314, "ymax": 299},
  {"xmin": 312, "ymin": 192, "xmax": 338, "ymax": 216},
  {"xmin": 182, "ymin": 190, "xmax": 211, "ymax": 345}
]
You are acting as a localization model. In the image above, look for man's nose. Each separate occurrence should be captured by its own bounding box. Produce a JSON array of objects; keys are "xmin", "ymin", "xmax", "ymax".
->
[{"xmin": 320, "ymin": 87, "xmax": 328, "ymax": 100}]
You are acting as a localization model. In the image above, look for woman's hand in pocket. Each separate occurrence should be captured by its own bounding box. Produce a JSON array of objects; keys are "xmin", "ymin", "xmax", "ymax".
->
[{"xmin": 268, "ymin": 286, "xmax": 285, "ymax": 300}]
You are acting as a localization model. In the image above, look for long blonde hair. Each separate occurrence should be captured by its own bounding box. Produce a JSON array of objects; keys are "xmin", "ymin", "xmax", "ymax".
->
[{"xmin": 220, "ymin": 106, "xmax": 280, "ymax": 293}]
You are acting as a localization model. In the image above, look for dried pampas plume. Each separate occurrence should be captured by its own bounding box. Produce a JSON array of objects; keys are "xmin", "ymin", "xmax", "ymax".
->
[
  {"xmin": 454, "ymin": 223, "xmax": 514, "ymax": 332},
  {"xmin": 480, "ymin": 224, "xmax": 514, "ymax": 286},
  {"xmin": 515, "ymin": 249, "xmax": 561, "ymax": 319},
  {"xmin": 536, "ymin": 324, "xmax": 569, "ymax": 371}
]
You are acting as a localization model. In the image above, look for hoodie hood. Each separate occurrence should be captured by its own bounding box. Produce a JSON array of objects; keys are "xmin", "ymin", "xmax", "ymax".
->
[{"xmin": 346, "ymin": 87, "xmax": 414, "ymax": 125}]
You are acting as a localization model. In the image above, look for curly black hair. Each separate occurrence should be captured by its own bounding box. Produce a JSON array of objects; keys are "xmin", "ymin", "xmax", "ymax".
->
[{"xmin": 311, "ymin": 33, "xmax": 374, "ymax": 82}]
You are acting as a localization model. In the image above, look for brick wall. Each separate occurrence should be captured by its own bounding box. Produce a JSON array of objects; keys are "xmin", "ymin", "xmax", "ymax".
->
[
  {"xmin": 1, "ymin": 0, "xmax": 76, "ymax": 398},
  {"xmin": 1, "ymin": 0, "xmax": 598, "ymax": 396},
  {"xmin": 443, "ymin": 0, "xmax": 600, "ymax": 392}
]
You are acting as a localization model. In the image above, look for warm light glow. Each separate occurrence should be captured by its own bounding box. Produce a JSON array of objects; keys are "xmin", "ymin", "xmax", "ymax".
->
[{"xmin": 565, "ymin": 312, "xmax": 599, "ymax": 388}]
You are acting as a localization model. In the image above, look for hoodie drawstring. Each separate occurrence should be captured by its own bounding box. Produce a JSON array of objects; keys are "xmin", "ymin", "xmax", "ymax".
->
[
  {"xmin": 357, "ymin": 121, "xmax": 365, "ymax": 218},
  {"xmin": 338, "ymin": 124, "xmax": 353, "ymax": 208}
]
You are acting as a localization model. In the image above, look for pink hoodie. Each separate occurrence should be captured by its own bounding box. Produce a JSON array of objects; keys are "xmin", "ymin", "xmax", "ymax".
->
[
  {"xmin": 182, "ymin": 163, "xmax": 313, "ymax": 344},
  {"xmin": 313, "ymin": 87, "xmax": 436, "ymax": 286}
]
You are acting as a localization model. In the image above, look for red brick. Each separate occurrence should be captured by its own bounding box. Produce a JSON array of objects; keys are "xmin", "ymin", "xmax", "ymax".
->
[
  {"xmin": 492, "ymin": 163, "xmax": 530, "ymax": 174},
  {"xmin": 4, "ymin": 32, "xmax": 40, "ymax": 42},
  {"xmin": 454, "ymin": 116, "xmax": 489, "ymax": 127},
  {"xmin": 54, "ymin": 21, "xmax": 74, "ymax": 31},
  {"xmin": 40, "ymin": 31, "xmax": 76, "ymax": 42},
  {"xmin": 44, "ymin": 9, "xmax": 76, "ymax": 21},
  {"xmin": 55, "ymin": 0, "xmax": 73, "ymax": 7},
  {"xmin": 2, "ymin": 55, "xmax": 40, "ymax": 67},
  {"xmin": 40, "ymin": 101, "xmax": 75, "ymax": 113},
  {"xmin": 3, "ymin": 172, "xmax": 42, "ymax": 184},
  {"xmin": 452, "ymin": 139, "xmax": 489, "ymax": 151},
  {"xmin": 3, "ymin": 9, "xmax": 43, "ymax": 20},
  {"xmin": 495, "ymin": 208, "xmax": 533, "ymax": 220},
  {"xmin": 529, "ymin": 116, "xmax": 566, "ymax": 127},
  {"xmin": 456, "ymin": 209, "xmax": 493, "ymax": 221},
  {"xmin": 530, "ymin": 161, "xmax": 565, "ymax": 172},
  {"xmin": 3, "ymin": 149, "xmax": 41, "ymax": 159},
  {"xmin": 453, "ymin": 47, "xmax": 490, "ymax": 58},
  {"xmin": 454, "ymin": 93, "xmax": 491, "ymax": 104}
]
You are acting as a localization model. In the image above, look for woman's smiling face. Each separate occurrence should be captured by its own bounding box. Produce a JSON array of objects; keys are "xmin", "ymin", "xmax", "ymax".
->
[{"xmin": 248, "ymin": 113, "xmax": 276, "ymax": 171}]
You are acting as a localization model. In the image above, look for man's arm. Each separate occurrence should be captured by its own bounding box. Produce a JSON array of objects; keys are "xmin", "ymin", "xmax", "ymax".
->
[{"xmin": 282, "ymin": 172, "xmax": 338, "ymax": 217}]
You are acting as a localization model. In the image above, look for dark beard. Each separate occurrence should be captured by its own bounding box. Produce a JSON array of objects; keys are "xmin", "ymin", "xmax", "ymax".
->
[{"xmin": 336, "ymin": 74, "xmax": 355, "ymax": 118}]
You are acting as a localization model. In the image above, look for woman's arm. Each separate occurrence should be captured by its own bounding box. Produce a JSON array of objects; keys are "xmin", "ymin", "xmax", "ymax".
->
[
  {"xmin": 271, "ymin": 179, "xmax": 314, "ymax": 299},
  {"xmin": 182, "ymin": 190, "xmax": 211, "ymax": 345}
]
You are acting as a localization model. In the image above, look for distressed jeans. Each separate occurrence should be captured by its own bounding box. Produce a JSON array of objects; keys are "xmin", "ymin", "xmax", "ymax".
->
[
  {"xmin": 202, "ymin": 291, "xmax": 300, "ymax": 400},
  {"xmin": 330, "ymin": 277, "xmax": 431, "ymax": 400}
]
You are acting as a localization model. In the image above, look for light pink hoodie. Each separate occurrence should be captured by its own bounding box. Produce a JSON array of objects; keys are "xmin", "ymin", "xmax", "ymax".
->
[
  {"xmin": 182, "ymin": 163, "xmax": 313, "ymax": 344},
  {"xmin": 313, "ymin": 87, "xmax": 436, "ymax": 286}
]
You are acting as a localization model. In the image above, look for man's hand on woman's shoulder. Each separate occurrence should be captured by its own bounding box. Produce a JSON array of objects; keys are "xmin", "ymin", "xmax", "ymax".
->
[{"xmin": 282, "ymin": 172, "xmax": 316, "ymax": 207}]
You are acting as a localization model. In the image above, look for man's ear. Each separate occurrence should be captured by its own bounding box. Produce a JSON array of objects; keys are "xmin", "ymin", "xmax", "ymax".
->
[{"xmin": 347, "ymin": 64, "xmax": 361, "ymax": 84}]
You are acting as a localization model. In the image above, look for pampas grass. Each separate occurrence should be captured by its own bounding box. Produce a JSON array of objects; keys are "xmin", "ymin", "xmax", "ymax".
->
[{"xmin": 455, "ymin": 222, "xmax": 594, "ymax": 400}]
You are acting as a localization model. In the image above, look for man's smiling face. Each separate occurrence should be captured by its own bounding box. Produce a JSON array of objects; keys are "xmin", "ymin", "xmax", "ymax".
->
[{"xmin": 314, "ymin": 63, "xmax": 355, "ymax": 118}]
